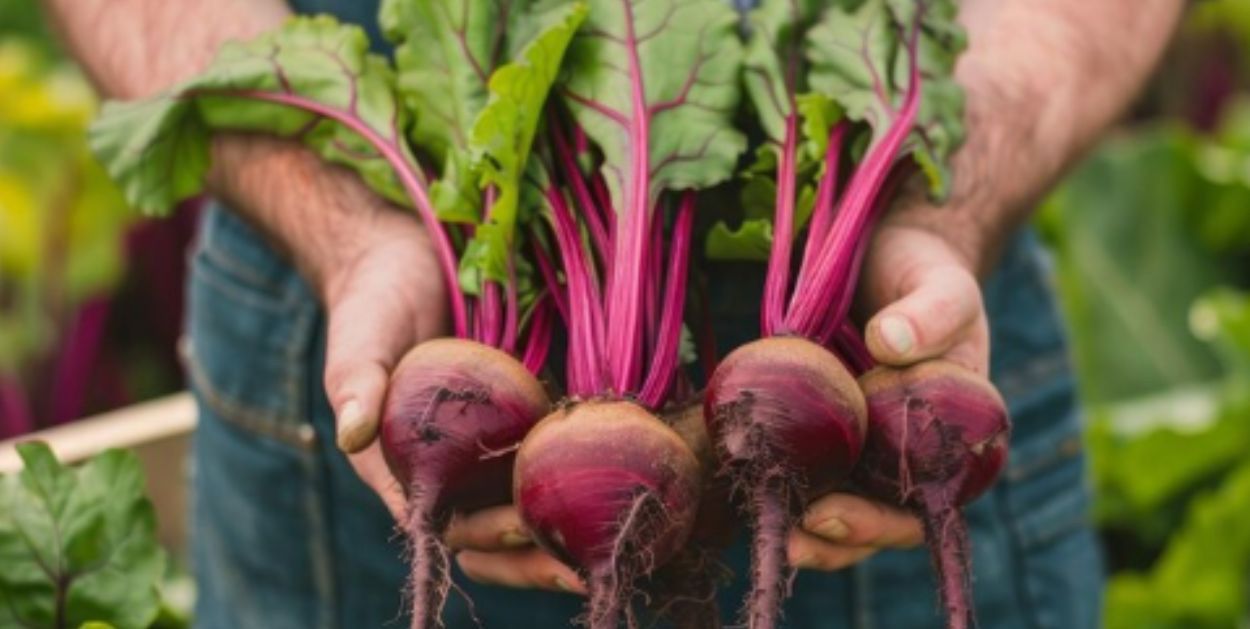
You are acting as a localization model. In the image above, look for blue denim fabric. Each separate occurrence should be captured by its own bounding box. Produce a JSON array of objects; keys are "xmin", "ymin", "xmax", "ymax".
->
[{"xmin": 187, "ymin": 202, "xmax": 1103, "ymax": 629}]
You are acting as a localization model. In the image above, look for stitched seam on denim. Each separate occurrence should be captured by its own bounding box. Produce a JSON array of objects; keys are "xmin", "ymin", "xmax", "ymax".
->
[
  {"xmin": 186, "ymin": 355, "xmax": 314, "ymax": 450},
  {"xmin": 1006, "ymin": 432, "xmax": 1084, "ymax": 483},
  {"xmin": 991, "ymin": 485, "xmax": 1045, "ymax": 629},
  {"xmin": 301, "ymin": 450, "xmax": 336, "ymax": 629},
  {"xmin": 198, "ymin": 236, "xmax": 290, "ymax": 294},
  {"xmin": 193, "ymin": 260, "xmax": 293, "ymax": 314},
  {"xmin": 851, "ymin": 563, "xmax": 874, "ymax": 629},
  {"xmin": 1011, "ymin": 483, "xmax": 1092, "ymax": 547}
]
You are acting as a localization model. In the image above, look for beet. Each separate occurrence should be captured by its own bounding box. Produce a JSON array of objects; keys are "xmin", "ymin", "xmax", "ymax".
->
[
  {"xmin": 704, "ymin": 336, "xmax": 866, "ymax": 629},
  {"xmin": 856, "ymin": 360, "xmax": 1010, "ymax": 629},
  {"xmin": 381, "ymin": 338, "xmax": 551, "ymax": 629},
  {"xmin": 513, "ymin": 399, "xmax": 702, "ymax": 629}
]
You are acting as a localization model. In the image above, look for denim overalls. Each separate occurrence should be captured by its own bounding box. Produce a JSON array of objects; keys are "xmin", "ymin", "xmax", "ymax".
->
[{"xmin": 186, "ymin": 3, "xmax": 1105, "ymax": 627}]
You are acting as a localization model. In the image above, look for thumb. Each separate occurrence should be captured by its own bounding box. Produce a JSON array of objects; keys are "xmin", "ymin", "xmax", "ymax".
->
[
  {"xmin": 322, "ymin": 263, "xmax": 429, "ymax": 453},
  {"xmin": 863, "ymin": 264, "xmax": 988, "ymax": 373},
  {"xmin": 324, "ymin": 295, "xmax": 403, "ymax": 453}
]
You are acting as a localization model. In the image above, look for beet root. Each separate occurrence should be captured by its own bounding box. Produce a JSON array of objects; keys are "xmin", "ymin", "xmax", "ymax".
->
[
  {"xmin": 641, "ymin": 400, "xmax": 731, "ymax": 629},
  {"xmin": 513, "ymin": 400, "xmax": 702, "ymax": 629},
  {"xmin": 704, "ymin": 337, "xmax": 867, "ymax": 629},
  {"xmin": 381, "ymin": 338, "xmax": 551, "ymax": 629},
  {"xmin": 856, "ymin": 360, "xmax": 1010, "ymax": 629}
]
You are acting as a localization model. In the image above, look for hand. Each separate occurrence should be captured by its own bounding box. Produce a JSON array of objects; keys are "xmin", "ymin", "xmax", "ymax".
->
[
  {"xmin": 316, "ymin": 205, "xmax": 586, "ymax": 595},
  {"xmin": 207, "ymin": 135, "xmax": 450, "ymax": 516},
  {"xmin": 789, "ymin": 220, "xmax": 991, "ymax": 571},
  {"xmin": 318, "ymin": 206, "xmax": 448, "ymax": 516},
  {"xmin": 445, "ymin": 505, "xmax": 588, "ymax": 594}
]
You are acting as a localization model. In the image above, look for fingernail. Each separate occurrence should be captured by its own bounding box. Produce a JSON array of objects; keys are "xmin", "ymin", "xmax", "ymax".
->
[
  {"xmin": 499, "ymin": 529, "xmax": 532, "ymax": 548},
  {"xmin": 813, "ymin": 517, "xmax": 850, "ymax": 542},
  {"xmin": 554, "ymin": 577, "xmax": 576, "ymax": 593},
  {"xmin": 792, "ymin": 553, "xmax": 815, "ymax": 569},
  {"xmin": 335, "ymin": 399, "xmax": 371, "ymax": 452},
  {"xmin": 878, "ymin": 315, "xmax": 915, "ymax": 356}
]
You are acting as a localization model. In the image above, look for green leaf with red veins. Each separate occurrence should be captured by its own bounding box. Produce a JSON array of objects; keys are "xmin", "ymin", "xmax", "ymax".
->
[
  {"xmin": 89, "ymin": 16, "xmax": 417, "ymax": 214},
  {"xmin": 381, "ymin": 0, "xmax": 511, "ymax": 221},
  {"xmin": 806, "ymin": 0, "xmax": 965, "ymax": 197},
  {"xmin": 381, "ymin": 0, "xmax": 507, "ymax": 163},
  {"xmin": 458, "ymin": 2, "xmax": 587, "ymax": 293},
  {"xmin": 741, "ymin": 0, "xmax": 823, "ymax": 147},
  {"xmin": 558, "ymin": 0, "xmax": 746, "ymax": 210}
]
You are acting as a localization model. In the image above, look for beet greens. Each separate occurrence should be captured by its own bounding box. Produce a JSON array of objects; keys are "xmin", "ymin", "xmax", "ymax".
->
[
  {"xmin": 703, "ymin": 1, "xmax": 969, "ymax": 627},
  {"xmin": 511, "ymin": 0, "xmax": 745, "ymax": 626},
  {"xmin": 90, "ymin": 6, "xmax": 587, "ymax": 627}
]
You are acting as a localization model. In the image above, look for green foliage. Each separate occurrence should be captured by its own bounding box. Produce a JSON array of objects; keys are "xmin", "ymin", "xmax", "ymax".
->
[
  {"xmin": 457, "ymin": 2, "xmax": 587, "ymax": 291},
  {"xmin": 1106, "ymin": 456, "xmax": 1250, "ymax": 629},
  {"xmin": 91, "ymin": 5, "xmax": 585, "ymax": 303},
  {"xmin": 0, "ymin": 40, "xmax": 132, "ymax": 372},
  {"xmin": 90, "ymin": 17, "xmax": 414, "ymax": 215},
  {"xmin": 707, "ymin": 0, "xmax": 965, "ymax": 262},
  {"xmin": 555, "ymin": 0, "xmax": 747, "ymax": 208},
  {"xmin": 740, "ymin": 0, "xmax": 823, "ymax": 145},
  {"xmin": 806, "ymin": 0, "xmax": 965, "ymax": 197},
  {"xmin": 1042, "ymin": 89, "xmax": 1250, "ymax": 629},
  {"xmin": 1038, "ymin": 127, "xmax": 1237, "ymax": 404},
  {"xmin": 0, "ymin": 443, "xmax": 166, "ymax": 629},
  {"xmin": 705, "ymin": 218, "xmax": 773, "ymax": 261}
]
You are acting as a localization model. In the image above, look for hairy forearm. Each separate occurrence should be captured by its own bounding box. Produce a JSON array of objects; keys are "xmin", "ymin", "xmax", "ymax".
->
[
  {"xmin": 43, "ymin": 0, "xmax": 288, "ymax": 99},
  {"xmin": 893, "ymin": 0, "xmax": 1186, "ymax": 275},
  {"xmin": 43, "ymin": 0, "xmax": 401, "ymax": 292}
]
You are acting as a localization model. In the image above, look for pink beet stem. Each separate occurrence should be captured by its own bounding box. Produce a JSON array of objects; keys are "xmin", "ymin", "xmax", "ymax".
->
[
  {"xmin": 203, "ymin": 89, "xmax": 469, "ymax": 337},
  {"xmin": 603, "ymin": 3, "xmax": 653, "ymax": 397},
  {"xmin": 762, "ymin": 114, "xmax": 800, "ymax": 337},
  {"xmin": 546, "ymin": 185, "xmax": 606, "ymax": 395},
  {"xmin": 830, "ymin": 321, "xmax": 875, "ymax": 375},
  {"xmin": 532, "ymin": 236, "xmax": 570, "ymax": 324},
  {"xmin": 551, "ymin": 112, "xmax": 612, "ymax": 262},
  {"xmin": 783, "ymin": 24, "xmax": 923, "ymax": 337},
  {"xmin": 502, "ymin": 254, "xmax": 520, "ymax": 354},
  {"xmin": 796, "ymin": 123, "xmax": 847, "ymax": 280},
  {"xmin": 639, "ymin": 194, "xmax": 696, "ymax": 408},
  {"xmin": 521, "ymin": 295, "xmax": 554, "ymax": 374},
  {"xmin": 643, "ymin": 202, "xmax": 664, "ymax": 352}
]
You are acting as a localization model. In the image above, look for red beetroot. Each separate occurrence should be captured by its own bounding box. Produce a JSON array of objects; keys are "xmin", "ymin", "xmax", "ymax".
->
[
  {"xmin": 514, "ymin": 400, "xmax": 701, "ymax": 629},
  {"xmin": 855, "ymin": 360, "xmax": 1010, "ymax": 629},
  {"xmin": 705, "ymin": 337, "xmax": 866, "ymax": 629},
  {"xmin": 381, "ymin": 338, "xmax": 551, "ymax": 628}
]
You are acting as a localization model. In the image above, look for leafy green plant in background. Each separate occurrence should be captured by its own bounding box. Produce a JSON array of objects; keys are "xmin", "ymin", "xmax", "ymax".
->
[
  {"xmin": 0, "ymin": 37, "xmax": 135, "ymax": 434},
  {"xmin": 1041, "ymin": 89, "xmax": 1250, "ymax": 626},
  {"xmin": 0, "ymin": 442, "xmax": 168, "ymax": 629}
]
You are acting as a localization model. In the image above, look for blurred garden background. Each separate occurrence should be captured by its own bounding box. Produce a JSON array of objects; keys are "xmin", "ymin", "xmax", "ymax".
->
[{"xmin": 2, "ymin": 0, "xmax": 1250, "ymax": 627}]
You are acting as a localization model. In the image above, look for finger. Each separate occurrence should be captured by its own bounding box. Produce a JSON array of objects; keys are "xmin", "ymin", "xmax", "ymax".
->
[
  {"xmin": 456, "ymin": 549, "xmax": 587, "ymax": 594},
  {"xmin": 323, "ymin": 266, "xmax": 423, "ymax": 453},
  {"xmin": 788, "ymin": 528, "xmax": 878, "ymax": 571},
  {"xmin": 446, "ymin": 506, "xmax": 533, "ymax": 552},
  {"xmin": 800, "ymin": 492, "xmax": 924, "ymax": 548},
  {"xmin": 864, "ymin": 264, "xmax": 985, "ymax": 370},
  {"xmin": 347, "ymin": 441, "xmax": 407, "ymax": 520}
]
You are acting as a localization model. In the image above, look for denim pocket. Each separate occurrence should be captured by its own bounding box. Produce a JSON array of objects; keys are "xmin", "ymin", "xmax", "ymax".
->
[{"xmin": 184, "ymin": 206, "xmax": 320, "ymax": 449}]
